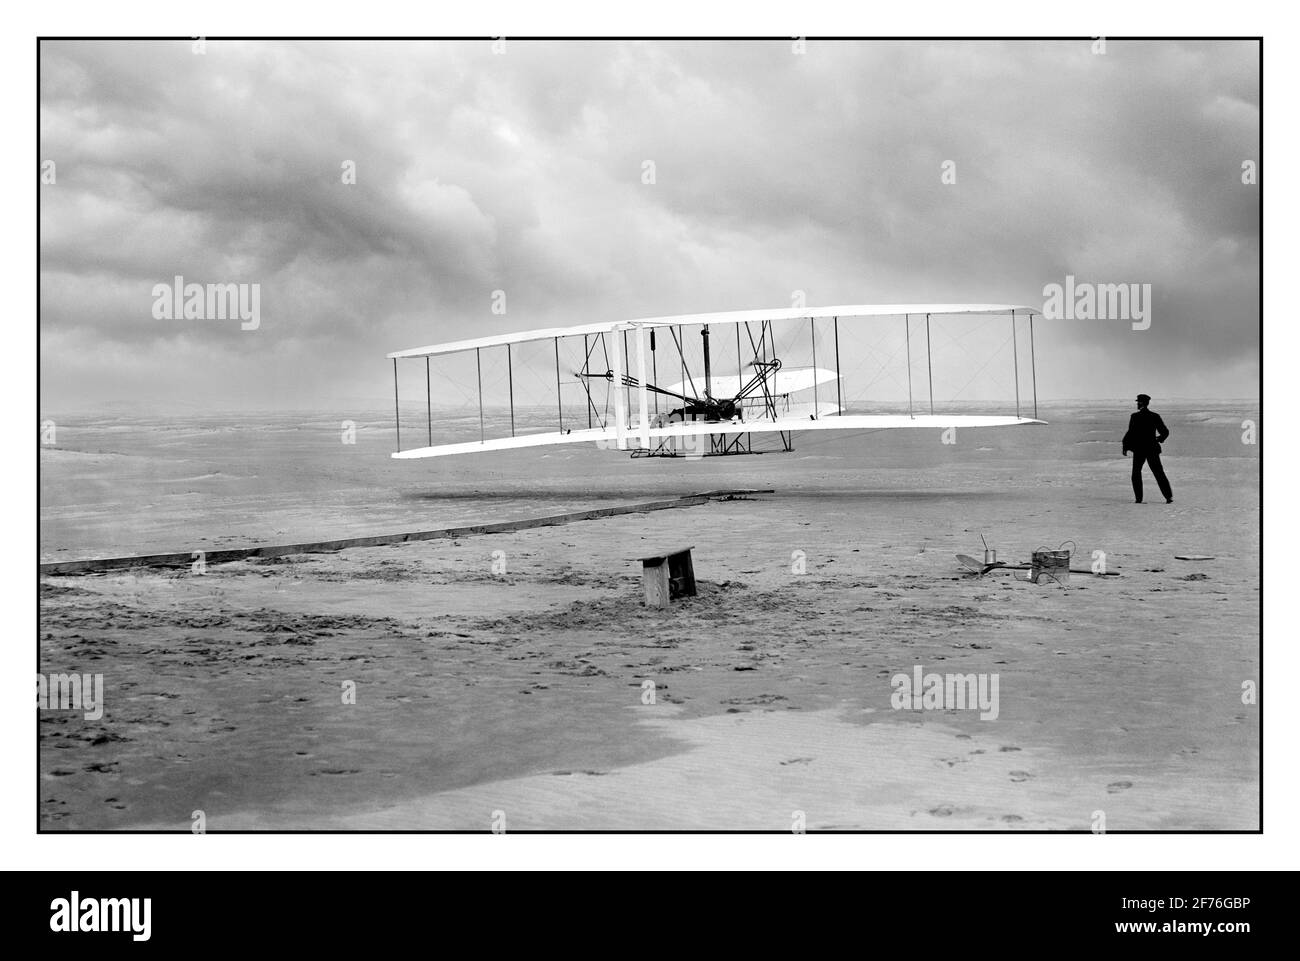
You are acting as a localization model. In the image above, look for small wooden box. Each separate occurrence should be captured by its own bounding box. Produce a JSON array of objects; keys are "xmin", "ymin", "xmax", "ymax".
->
[{"xmin": 638, "ymin": 546, "xmax": 697, "ymax": 608}]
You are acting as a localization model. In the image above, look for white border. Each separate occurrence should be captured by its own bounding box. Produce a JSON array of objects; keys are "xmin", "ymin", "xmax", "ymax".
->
[{"xmin": 9, "ymin": 1, "xmax": 1289, "ymax": 871}]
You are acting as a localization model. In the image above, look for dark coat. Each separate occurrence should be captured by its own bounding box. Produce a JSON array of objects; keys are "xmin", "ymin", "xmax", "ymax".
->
[{"xmin": 1122, "ymin": 408, "xmax": 1170, "ymax": 455}]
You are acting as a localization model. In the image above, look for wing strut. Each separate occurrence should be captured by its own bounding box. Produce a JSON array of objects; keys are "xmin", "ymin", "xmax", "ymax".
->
[
  {"xmin": 635, "ymin": 325, "xmax": 650, "ymax": 448},
  {"xmin": 702, "ymin": 324, "xmax": 713, "ymax": 400},
  {"xmin": 651, "ymin": 329, "xmax": 659, "ymax": 418},
  {"xmin": 678, "ymin": 326, "xmax": 685, "ymax": 405},
  {"xmin": 810, "ymin": 316, "xmax": 819, "ymax": 418},
  {"xmin": 476, "ymin": 347, "xmax": 485, "ymax": 443},
  {"xmin": 1011, "ymin": 310, "xmax": 1021, "ymax": 420},
  {"xmin": 833, "ymin": 316, "xmax": 843, "ymax": 415},
  {"xmin": 737, "ymin": 323, "xmax": 750, "ymax": 447},
  {"xmin": 926, "ymin": 312, "xmax": 935, "ymax": 415},
  {"xmin": 623, "ymin": 330, "xmax": 632, "ymax": 421},
  {"xmin": 1029, "ymin": 313, "xmax": 1038, "ymax": 419},
  {"xmin": 554, "ymin": 337, "xmax": 563, "ymax": 433},
  {"xmin": 735, "ymin": 323, "xmax": 743, "ymax": 389},
  {"xmin": 612, "ymin": 327, "xmax": 626, "ymax": 449},
  {"xmin": 507, "ymin": 344, "xmax": 515, "ymax": 437},
  {"xmin": 905, "ymin": 315, "xmax": 913, "ymax": 418},
  {"xmin": 393, "ymin": 358, "xmax": 401, "ymax": 451},
  {"xmin": 583, "ymin": 336, "xmax": 591, "ymax": 430}
]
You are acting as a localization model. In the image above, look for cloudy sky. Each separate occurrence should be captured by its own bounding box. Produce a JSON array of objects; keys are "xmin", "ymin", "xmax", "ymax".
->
[{"xmin": 39, "ymin": 39, "xmax": 1259, "ymax": 411}]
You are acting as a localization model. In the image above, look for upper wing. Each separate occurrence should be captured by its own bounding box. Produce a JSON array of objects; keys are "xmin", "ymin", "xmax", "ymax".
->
[{"xmin": 387, "ymin": 303, "xmax": 1039, "ymax": 360}]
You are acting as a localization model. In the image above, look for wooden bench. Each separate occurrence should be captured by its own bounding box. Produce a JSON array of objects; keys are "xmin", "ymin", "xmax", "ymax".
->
[{"xmin": 637, "ymin": 546, "xmax": 697, "ymax": 608}]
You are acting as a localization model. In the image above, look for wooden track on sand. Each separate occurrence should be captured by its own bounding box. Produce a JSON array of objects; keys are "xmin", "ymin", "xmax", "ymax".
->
[{"xmin": 39, "ymin": 489, "xmax": 772, "ymax": 576}]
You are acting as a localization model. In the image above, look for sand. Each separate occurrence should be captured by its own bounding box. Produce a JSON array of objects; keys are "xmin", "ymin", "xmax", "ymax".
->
[{"xmin": 37, "ymin": 402, "xmax": 1259, "ymax": 829}]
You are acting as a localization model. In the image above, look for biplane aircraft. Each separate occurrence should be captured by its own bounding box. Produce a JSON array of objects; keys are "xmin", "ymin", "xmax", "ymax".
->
[{"xmin": 387, "ymin": 304, "xmax": 1045, "ymax": 459}]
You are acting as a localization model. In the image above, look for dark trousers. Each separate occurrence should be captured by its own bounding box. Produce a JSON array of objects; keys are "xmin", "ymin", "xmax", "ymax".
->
[{"xmin": 1132, "ymin": 451, "xmax": 1172, "ymax": 502}]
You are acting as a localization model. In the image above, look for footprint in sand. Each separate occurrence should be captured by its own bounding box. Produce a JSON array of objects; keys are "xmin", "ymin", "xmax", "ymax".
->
[{"xmin": 1107, "ymin": 780, "xmax": 1134, "ymax": 793}]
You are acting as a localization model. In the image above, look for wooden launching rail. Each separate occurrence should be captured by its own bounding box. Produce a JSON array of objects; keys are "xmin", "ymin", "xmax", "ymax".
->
[{"xmin": 39, "ymin": 490, "xmax": 773, "ymax": 576}]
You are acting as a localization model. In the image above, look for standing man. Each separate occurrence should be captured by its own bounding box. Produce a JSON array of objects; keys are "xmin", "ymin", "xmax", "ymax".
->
[{"xmin": 1122, "ymin": 393, "xmax": 1173, "ymax": 503}]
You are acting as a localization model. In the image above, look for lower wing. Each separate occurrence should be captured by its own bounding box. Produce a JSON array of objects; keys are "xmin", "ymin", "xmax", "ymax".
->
[{"xmin": 392, "ymin": 414, "xmax": 1045, "ymax": 459}]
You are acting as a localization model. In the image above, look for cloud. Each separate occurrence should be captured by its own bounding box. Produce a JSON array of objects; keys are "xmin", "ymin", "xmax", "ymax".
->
[{"xmin": 39, "ymin": 38, "xmax": 1259, "ymax": 410}]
